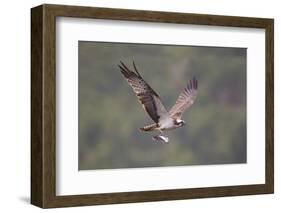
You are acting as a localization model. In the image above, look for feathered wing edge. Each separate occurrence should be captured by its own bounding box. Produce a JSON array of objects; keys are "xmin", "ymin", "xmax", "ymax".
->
[
  {"xmin": 169, "ymin": 77, "xmax": 198, "ymax": 119},
  {"xmin": 118, "ymin": 61, "xmax": 169, "ymax": 124}
]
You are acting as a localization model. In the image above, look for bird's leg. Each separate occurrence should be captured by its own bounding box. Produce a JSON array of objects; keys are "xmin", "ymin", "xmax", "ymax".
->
[{"xmin": 159, "ymin": 129, "xmax": 163, "ymax": 136}]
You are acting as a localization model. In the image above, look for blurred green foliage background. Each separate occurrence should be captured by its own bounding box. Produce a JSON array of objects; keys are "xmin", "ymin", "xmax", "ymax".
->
[{"xmin": 78, "ymin": 41, "xmax": 246, "ymax": 170}]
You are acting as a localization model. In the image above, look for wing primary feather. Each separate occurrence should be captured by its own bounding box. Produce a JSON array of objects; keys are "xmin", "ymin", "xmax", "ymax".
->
[
  {"xmin": 119, "ymin": 61, "xmax": 131, "ymax": 74},
  {"xmin": 169, "ymin": 77, "xmax": 198, "ymax": 119},
  {"xmin": 194, "ymin": 78, "xmax": 198, "ymax": 89},
  {"xmin": 133, "ymin": 61, "xmax": 141, "ymax": 77},
  {"xmin": 118, "ymin": 61, "xmax": 169, "ymax": 123},
  {"xmin": 118, "ymin": 65, "xmax": 128, "ymax": 77}
]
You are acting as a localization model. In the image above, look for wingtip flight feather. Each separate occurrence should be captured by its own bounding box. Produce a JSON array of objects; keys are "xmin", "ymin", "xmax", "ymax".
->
[
  {"xmin": 193, "ymin": 77, "xmax": 198, "ymax": 90},
  {"xmin": 185, "ymin": 77, "xmax": 198, "ymax": 93},
  {"xmin": 118, "ymin": 64, "xmax": 129, "ymax": 78},
  {"xmin": 118, "ymin": 61, "xmax": 134, "ymax": 78},
  {"xmin": 133, "ymin": 60, "xmax": 141, "ymax": 77},
  {"xmin": 118, "ymin": 60, "xmax": 141, "ymax": 78}
]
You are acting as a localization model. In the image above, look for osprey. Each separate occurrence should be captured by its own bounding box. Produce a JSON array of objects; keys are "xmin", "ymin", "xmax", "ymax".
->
[{"xmin": 119, "ymin": 61, "xmax": 198, "ymax": 143}]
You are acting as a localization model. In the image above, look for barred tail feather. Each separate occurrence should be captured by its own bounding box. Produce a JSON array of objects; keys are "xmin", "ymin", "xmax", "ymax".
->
[{"xmin": 139, "ymin": 123, "xmax": 158, "ymax": 132}]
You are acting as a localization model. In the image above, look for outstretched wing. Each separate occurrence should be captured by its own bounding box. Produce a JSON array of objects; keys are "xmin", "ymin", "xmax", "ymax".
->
[
  {"xmin": 119, "ymin": 61, "xmax": 169, "ymax": 123},
  {"xmin": 169, "ymin": 78, "xmax": 198, "ymax": 119}
]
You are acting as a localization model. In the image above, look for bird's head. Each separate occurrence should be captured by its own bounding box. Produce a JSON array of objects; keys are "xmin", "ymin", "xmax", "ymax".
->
[{"xmin": 175, "ymin": 119, "xmax": 186, "ymax": 127}]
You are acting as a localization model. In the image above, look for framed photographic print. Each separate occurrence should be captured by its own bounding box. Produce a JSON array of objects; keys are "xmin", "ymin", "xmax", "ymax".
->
[{"xmin": 31, "ymin": 4, "xmax": 274, "ymax": 208}]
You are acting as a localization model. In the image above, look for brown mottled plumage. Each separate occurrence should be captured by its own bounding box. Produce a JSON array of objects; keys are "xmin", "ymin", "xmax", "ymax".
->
[{"xmin": 119, "ymin": 61, "xmax": 198, "ymax": 142}]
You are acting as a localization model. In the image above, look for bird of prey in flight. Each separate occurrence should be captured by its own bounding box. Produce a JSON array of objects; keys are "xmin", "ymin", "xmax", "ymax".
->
[{"xmin": 119, "ymin": 61, "xmax": 198, "ymax": 143}]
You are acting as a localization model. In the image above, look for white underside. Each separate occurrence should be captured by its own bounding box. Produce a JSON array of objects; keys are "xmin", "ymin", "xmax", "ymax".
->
[{"xmin": 158, "ymin": 117, "xmax": 177, "ymax": 130}]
